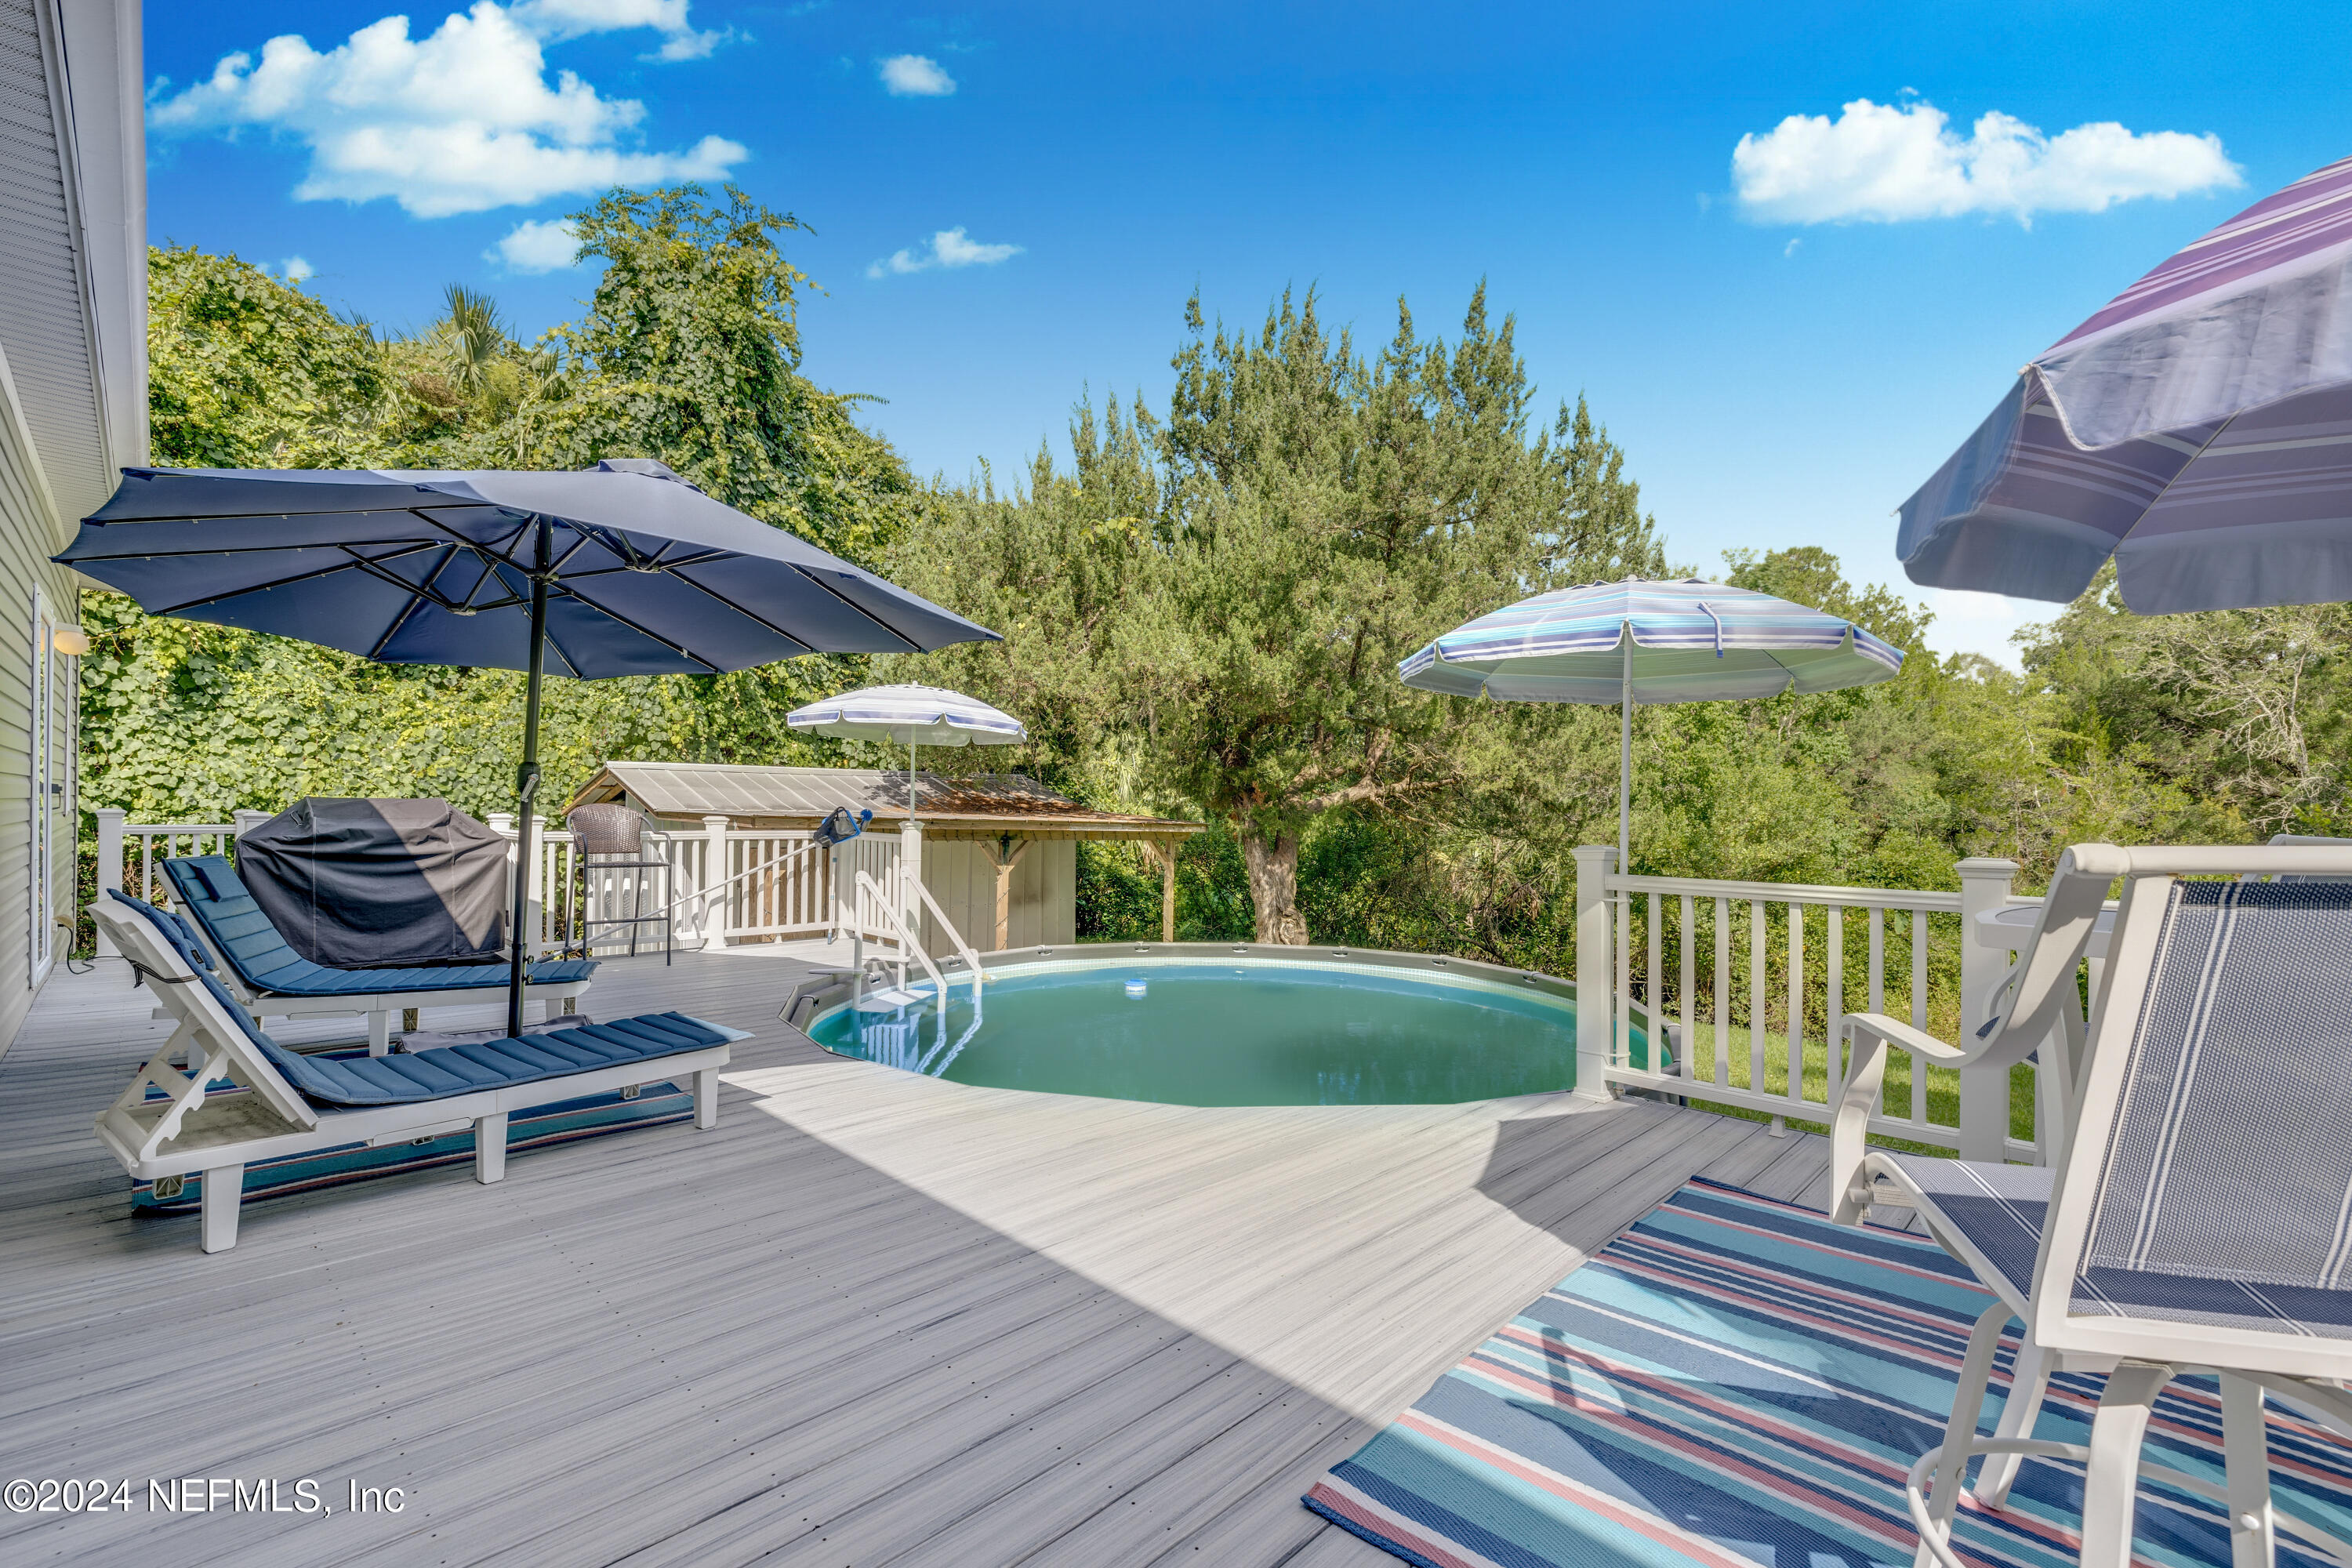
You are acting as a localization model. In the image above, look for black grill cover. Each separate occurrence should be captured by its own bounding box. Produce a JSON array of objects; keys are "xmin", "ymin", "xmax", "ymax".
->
[{"xmin": 238, "ymin": 798, "xmax": 510, "ymax": 969}]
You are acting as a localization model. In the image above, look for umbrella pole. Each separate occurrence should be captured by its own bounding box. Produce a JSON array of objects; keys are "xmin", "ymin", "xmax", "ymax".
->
[
  {"xmin": 507, "ymin": 518, "xmax": 554, "ymax": 1040},
  {"xmin": 1618, "ymin": 637, "xmax": 1633, "ymax": 871},
  {"xmin": 904, "ymin": 736, "xmax": 916, "ymax": 993},
  {"xmin": 1618, "ymin": 635, "xmax": 1634, "ymax": 1073}
]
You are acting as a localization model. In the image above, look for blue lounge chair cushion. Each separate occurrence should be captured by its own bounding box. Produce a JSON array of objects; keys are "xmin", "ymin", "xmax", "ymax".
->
[
  {"xmin": 254, "ymin": 1011, "xmax": 731, "ymax": 1106},
  {"xmin": 108, "ymin": 889, "xmax": 728, "ymax": 1108},
  {"xmin": 160, "ymin": 856, "xmax": 596, "ymax": 996}
]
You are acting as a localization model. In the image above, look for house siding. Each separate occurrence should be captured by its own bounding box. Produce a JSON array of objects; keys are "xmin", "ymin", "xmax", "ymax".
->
[
  {"xmin": 0, "ymin": 358, "xmax": 83, "ymax": 1050},
  {"xmin": 0, "ymin": 0, "xmax": 144, "ymax": 1057}
]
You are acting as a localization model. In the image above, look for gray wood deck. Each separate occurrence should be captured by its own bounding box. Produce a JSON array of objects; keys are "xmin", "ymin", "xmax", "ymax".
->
[{"xmin": 0, "ymin": 949, "xmax": 1842, "ymax": 1566}]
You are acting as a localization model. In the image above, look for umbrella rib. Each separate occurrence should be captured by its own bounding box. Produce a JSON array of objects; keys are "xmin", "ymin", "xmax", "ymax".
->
[
  {"xmin": 781, "ymin": 564, "xmax": 928, "ymax": 652},
  {"xmin": 347, "ymin": 550, "xmax": 524, "ymax": 612},
  {"xmin": 546, "ymin": 582, "xmax": 728, "ymax": 673},
  {"xmin": 141, "ymin": 541, "xmax": 448, "ymax": 617},
  {"xmin": 544, "ymin": 528, "xmax": 596, "ymax": 575},
  {"xmin": 568, "ymin": 524, "xmax": 731, "ymax": 576},
  {"xmin": 61, "ymin": 539, "xmax": 428, "ymax": 561},
  {"xmin": 536, "ymin": 611, "xmax": 588, "ymax": 680},
  {"xmin": 74, "ymin": 499, "xmax": 500, "ymax": 531},
  {"xmin": 366, "ymin": 544, "xmax": 457, "ymax": 659},
  {"xmin": 648, "ymin": 570, "xmax": 820, "ymax": 657},
  {"xmin": 62, "ymin": 503, "xmax": 500, "ymax": 564}
]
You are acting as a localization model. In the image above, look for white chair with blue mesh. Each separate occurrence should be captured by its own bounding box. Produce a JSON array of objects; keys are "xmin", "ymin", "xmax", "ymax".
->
[{"xmin": 1834, "ymin": 842, "xmax": 2352, "ymax": 1568}]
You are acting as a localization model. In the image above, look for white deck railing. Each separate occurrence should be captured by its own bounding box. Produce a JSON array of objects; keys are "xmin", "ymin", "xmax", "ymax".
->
[
  {"xmin": 90, "ymin": 811, "xmax": 2049, "ymax": 1160},
  {"xmin": 90, "ymin": 808, "xmax": 907, "ymax": 958},
  {"xmin": 1573, "ymin": 846, "xmax": 2044, "ymax": 1163}
]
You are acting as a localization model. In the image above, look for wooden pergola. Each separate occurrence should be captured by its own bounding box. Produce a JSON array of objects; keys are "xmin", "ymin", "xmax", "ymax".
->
[
  {"xmin": 572, "ymin": 763, "xmax": 1204, "ymax": 949},
  {"xmin": 902, "ymin": 779, "xmax": 1201, "ymax": 946}
]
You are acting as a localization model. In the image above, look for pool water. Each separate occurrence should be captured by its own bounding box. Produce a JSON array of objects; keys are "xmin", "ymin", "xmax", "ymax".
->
[{"xmin": 806, "ymin": 959, "xmax": 1621, "ymax": 1107}]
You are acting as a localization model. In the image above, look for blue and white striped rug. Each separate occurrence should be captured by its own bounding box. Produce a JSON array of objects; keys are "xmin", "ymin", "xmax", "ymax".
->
[{"xmin": 1306, "ymin": 1179, "xmax": 2352, "ymax": 1568}]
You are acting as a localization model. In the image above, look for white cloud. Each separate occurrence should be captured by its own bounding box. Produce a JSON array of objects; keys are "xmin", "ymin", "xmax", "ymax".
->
[
  {"xmin": 879, "ymin": 54, "xmax": 955, "ymax": 96},
  {"xmin": 866, "ymin": 226, "xmax": 1022, "ymax": 278},
  {"xmin": 488, "ymin": 217, "xmax": 582, "ymax": 271},
  {"xmin": 278, "ymin": 256, "xmax": 314, "ymax": 283},
  {"xmin": 1913, "ymin": 586, "xmax": 2049, "ymax": 670},
  {"xmin": 1733, "ymin": 98, "xmax": 2240, "ymax": 224},
  {"xmin": 511, "ymin": 0, "xmax": 731, "ymax": 59},
  {"xmin": 147, "ymin": 2, "xmax": 746, "ymax": 219},
  {"xmin": 1783, "ymin": 238, "xmax": 1800, "ymax": 258}
]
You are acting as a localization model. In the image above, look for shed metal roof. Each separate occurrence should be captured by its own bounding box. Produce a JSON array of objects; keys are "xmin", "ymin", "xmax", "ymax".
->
[{"xmin": 572, "ymin": 762, "xmax": 1203, "ymax": 842}]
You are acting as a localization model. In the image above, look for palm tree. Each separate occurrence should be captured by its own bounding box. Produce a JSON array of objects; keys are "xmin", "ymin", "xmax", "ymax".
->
[{"xmin": 437, "ymin": 285, "xmax": 508, "ymax": 399}]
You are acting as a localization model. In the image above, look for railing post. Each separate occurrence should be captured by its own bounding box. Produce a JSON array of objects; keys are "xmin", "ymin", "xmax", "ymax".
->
[
  {"xmin": 1956, "ymin": 856, "xmax": 2022, "ymax": 1161},
  {"xmin": 91, "ymin": 808, "xmax": 125, "ymax": 957},
  {"xmin": 1573, "ymin": 844, "xmax": 1617, "ymax": 1102},
  {"xmin": 899, "ymin": 817, "xmax": 924, "ymax": 956},
  {"xmin": 525, "ymin": 815, "xmax": 548, "ymax": 958},
  {"xmin": 487, "ymin": 813, "xmax": 517, "ymax": 951},
  {"xmin": 702, "ymin": 815, "xmax": 731, "ymax": 950},
  {"xmin": 231, "ymin": 808, "xmax": 270, "ymax": 845}
]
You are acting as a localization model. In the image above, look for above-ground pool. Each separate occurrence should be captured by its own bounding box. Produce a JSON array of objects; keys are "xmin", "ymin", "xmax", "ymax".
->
[{"xmin": 806, "ymin": 952, "xmax": 1632, "ymax": 1106}]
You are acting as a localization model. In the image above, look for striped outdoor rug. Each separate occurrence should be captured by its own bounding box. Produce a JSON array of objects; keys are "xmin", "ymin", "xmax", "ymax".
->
[{"xmin": 1305, "ymin": 1178, "xmax": 2352, "ymax": 1568}]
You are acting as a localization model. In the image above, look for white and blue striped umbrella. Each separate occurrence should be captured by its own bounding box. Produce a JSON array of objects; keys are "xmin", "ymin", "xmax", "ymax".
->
[
  {"xmin": 786, "ymin": 684, "xmax": 1027, "ymax": 747},
  {"xmin": 1398, "ymin": 579, "xmax": 1903, "ymax": 865},
  {"xmin": 1396, "ymin": 579, "xmax": 1902, "ymax": 704},
  {"xmin": 787, "ymin": 684, "xmax": 1027, "ymax": 824}
]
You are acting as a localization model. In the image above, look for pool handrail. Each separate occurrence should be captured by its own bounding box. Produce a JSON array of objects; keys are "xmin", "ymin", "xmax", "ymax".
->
[
  {"xmin": 901, "ymin": 869, "xmax": 986, "ymax": 1004},
  {"xmin": 852, "ymin": 869, "xmax": 956, "ymax": 1012}
]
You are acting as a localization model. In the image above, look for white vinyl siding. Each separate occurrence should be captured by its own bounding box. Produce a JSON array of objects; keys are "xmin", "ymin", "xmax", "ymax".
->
[
  {"xmin": 0, "ymin": 0, "xmax": 143, "ymax": 1056},
  {"xmin": 0, "ymin": 397, "xmax": 78, "ymax": 1041}
]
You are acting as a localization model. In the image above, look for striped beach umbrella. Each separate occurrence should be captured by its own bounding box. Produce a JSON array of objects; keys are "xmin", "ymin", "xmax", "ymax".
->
[
  {"xmin": 786, "ymin": 684, "xmax": 1027, "ymax": 822},
  {"xmin": 1899, "ymin": 154, "xmax": 2352, "ymax": 612},
  {"xmin": 1398, "ymin": 579, "xmax": 1903, "ymax": 867}
]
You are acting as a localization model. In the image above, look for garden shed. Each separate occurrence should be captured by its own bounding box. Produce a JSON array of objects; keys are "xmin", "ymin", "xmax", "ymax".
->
[{"xmin": 570, "ymin": 762, "xmax": 1203, "ymax": 954}]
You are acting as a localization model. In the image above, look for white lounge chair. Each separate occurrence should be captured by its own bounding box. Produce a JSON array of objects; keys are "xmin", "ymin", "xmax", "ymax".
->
[
  {"xmin": 93, "ymin": 892, "xmax": 747, "ymax": 1254},
  {"xmin": 1833, "ymin": 841, "xmax": 2352, "ymax": 1568},
  {"xmin": 159, "ymin": 855, "xmax": 596, "ymax": 1055}
]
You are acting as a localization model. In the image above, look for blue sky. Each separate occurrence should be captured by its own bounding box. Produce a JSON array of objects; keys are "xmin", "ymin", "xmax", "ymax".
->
[{"xmin": 143, "ymin": 1, "xmax": 2352, "ymax": 664}]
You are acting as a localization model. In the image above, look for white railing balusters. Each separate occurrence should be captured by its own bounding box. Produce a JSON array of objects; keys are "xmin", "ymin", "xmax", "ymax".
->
[
  {"xmin": 1614, "ymin": 888, "xmax": 1632, "ymax": 1066},
  {"xmin": 1909, "ymin": 909, "xmax": 1929, "ymax": 1124},
  {"xmin": 1644, "ymin": 891, "xmax": 1661, "ymax": 1069},
  {"xmin": 91, "ymin": 808, "xmax": 918, "ymax": 960},
  {"xmin": 1712, "ymin": 896, "xmax": 1730, "ymax": 1091},
  {"xmin": 1676, "ymin": 893, "xmax": 1693, "ymax": 1085},
  {"xmin": 1784, "ymin": 904, "xmax": 1803, "ymax": 1127},
  {"xmin": 1747, "ymin": 899, "xmax": 1765, "ymax": 1096},
  {"xmin": 1582, "ymin": 857, "xmax": 2030, "ymax": 1163},
  {"xmin": 1826, "ymin": 906, "xmax": 1845, "ymax": 1098}
]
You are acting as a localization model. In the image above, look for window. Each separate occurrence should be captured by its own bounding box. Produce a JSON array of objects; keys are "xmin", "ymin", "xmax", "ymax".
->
[{"xmin": 28, "ymin": 589, "xmax": 62, "ymax": 984}]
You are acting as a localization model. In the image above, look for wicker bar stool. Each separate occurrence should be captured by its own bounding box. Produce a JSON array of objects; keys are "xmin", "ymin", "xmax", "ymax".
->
[{"xmin": 566, "ymin": 804, "xmax": 673, "ymax": 963}]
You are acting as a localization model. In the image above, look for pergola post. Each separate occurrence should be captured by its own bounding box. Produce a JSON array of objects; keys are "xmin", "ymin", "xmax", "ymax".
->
[
  {"xmin": 1149, "ymin": 839, "xmax": 1178, "ymax": 944},
  {"xmin": 981, "ymin": 835, "xmax": 1031, "ymax": 952}
]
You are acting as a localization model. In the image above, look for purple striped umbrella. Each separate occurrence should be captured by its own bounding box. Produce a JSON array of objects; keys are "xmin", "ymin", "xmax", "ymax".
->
[{"xmin": 1898, "ymin": 154, "xmax": 2352, "ymax": 612}]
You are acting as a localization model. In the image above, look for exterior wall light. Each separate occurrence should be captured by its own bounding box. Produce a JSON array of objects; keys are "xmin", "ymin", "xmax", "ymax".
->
[{"xmin": 51, "ymin": 626, "xmax": 90, "ymax": 656}]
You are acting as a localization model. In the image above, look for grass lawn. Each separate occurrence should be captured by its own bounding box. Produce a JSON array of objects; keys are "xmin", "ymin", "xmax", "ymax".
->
[{"xmin": 1653, "ymin": 1019, "xmax": 2039, "ymax": 1152}]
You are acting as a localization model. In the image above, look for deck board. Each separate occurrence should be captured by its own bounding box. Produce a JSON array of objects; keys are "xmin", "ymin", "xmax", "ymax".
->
[{"xmin": 0, "ymin": 950, "xmax": 1833, "ymax": 1566}]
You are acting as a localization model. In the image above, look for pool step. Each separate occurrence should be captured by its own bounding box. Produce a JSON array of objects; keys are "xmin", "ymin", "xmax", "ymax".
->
[{"xmin": 851, "ymin": 985, "xmax": 932, "ymax": 1012}]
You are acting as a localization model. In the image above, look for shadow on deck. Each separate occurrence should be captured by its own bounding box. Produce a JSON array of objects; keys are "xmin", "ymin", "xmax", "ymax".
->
[{"xmin": 0, "ymin": 949, "xmax": 1832, "ymax": 1567}]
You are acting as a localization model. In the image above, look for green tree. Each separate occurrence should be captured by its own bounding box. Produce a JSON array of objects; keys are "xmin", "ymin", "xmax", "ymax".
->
[
  {"xmin": 147, "ymin": 245, "xmax": 403, "ymax": 467},
  {"xmin": 86, "ymin": 195, "xmax": 925, "ymax": 826},
  {"xmin": 887, "ymin": 285, "xmax": 1664, "ymax": 942},
  {"xmin": 519, "ymin": 184, "xmax": 919, "ymax": 572}
]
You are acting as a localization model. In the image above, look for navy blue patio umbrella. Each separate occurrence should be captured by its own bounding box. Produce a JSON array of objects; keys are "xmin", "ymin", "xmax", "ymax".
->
[{"xmin": 55, "ymin": 459, "xmax": 998, "ymax": 1033}]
